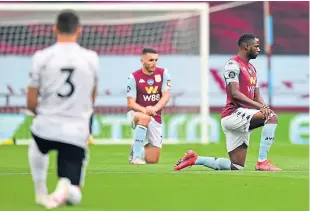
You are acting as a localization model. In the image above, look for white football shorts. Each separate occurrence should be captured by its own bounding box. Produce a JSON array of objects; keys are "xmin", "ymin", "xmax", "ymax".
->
[
  {"xmin": 221, "ymin": 107, "xmax": 261, "ymax": 152},
  {"xmin": 127, "ymin": 110, "xmax": 163, "ymax": 148}
]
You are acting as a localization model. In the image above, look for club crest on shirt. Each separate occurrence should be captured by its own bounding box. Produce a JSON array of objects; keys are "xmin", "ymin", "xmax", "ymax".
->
[
  {"xmin": 228, "ymin": 71, "xmax": 236, "ymax": 78},
  {"xmin": 155, "ymin": 74, "xmax": 161, "ymax": 82},
  {"xmin": 147, "ymin": 79, "xmax": 154, "ymax": 86}
]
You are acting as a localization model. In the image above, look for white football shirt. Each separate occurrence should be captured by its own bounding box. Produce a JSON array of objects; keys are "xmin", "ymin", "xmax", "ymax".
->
[{"xmin": 29, "ymin": 42, "xmax": 99, "ymax": 149}]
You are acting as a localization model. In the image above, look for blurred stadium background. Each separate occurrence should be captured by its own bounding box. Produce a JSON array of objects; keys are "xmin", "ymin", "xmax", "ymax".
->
[{"xmin": 0, "ymin": 1, "xmax": 309, "ymax": 145}]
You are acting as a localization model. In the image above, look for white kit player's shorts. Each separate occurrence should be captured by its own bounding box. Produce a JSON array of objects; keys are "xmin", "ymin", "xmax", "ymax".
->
[
  {"xmin": 221, "ymin": 107, "xmax": 260, "ymax": 152},
  {"xmin": 127, "ymin": 110, "xmax": 163, "ymax": 148}
]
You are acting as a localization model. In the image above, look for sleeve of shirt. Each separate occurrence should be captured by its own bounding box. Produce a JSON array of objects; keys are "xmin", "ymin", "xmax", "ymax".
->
[
  {"xmin": 223, "ymin": 60, "xmax": 240, "ymax": 85},
  {"xmin": 28, "ymin": 52, "xmax": 41, "ymax": 88},
  {"xmin": 162, "ymin": 69, "xmax": 171, "ymax": 91},
  {"xmin": 127, "ymin": 74, "xmax": 137, "ymax": 98}
]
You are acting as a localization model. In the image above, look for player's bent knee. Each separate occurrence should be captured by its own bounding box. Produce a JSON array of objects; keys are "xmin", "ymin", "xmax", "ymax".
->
[
  {"xmin": 66, "ymin": 185, "xmax": 82, "ymax": 206},
  {"xmin": 144, "ymin": 145, "xmax": 161, "ymax": 164},
  {"xmin": 145, "ymin": 157, "xmax": 159, "ymax": 164},
  {"xmin": 135, "ymin": 113, "xmax": 152, "ymax": 126},
  {"xmin": 144, "ymin": 152, "xmax": 160, "ymax": 163},
  {"xmin": 266, "ymin": 113, "xmax": 278, "ymax": 124}
]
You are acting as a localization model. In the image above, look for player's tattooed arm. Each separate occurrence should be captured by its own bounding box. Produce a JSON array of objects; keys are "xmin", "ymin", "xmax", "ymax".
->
[
  {"xmin": 27, "ymin": 52, "xmax": 41, "ymax": 115},
  {"xmin": 127, "ymin": 97, "xmax": 148, "ymax": 114},
  {"xmin": 92, "ymin": 87, "xmax": 97, "ymax": 105},
  {"xmin": 153, "ymin": 90, "xmax": 171, "ymax": 112},
  {"xmin": 253, "ymin": 74, "xmax": 266, "ymax": 106},
  {"xmin": 227, "ymin": 83, "xmax": 263, "ymax": 109},
  {"xmin": 254, "ymin": 87, "xmax": 265, "ymax": 105},
  {"xmin": 92, "ymin": 52, "xmax": 100, "ymax": 105},
  {"xmin": 224, "ymin": 60, "xmax": 263, "ymax": 109},
  {"xmin": 126, "ymin": 74, "xmax": 148, "ymax": 114},
  {"xmin": 153, "ymin": 69, "xmax": 171, "ymax": 112},
  {"xmin": 27, "ymin": 87, "xmax": 39, "ymax": 115},
  {"xmin": 254, "ymin": 87, "xmax": 274, "ymax": 117}
]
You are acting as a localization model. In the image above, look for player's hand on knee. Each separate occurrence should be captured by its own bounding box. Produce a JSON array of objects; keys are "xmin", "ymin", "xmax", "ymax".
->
[
  {"xmin": 146, "ymin": 106, "xmax": 157, "ymax": 116},
  {"xmin": 141, "ymin": 107, "xmax": 151, "ymax": 116},
  {"xmin": 260, "ymin": 105, "xmax": 272, "ymax": 120},
  {"xmin": 141, "ymin": 107, "xmax": 155, "ymax": 117},
  {"xmin": 266, "ymin": 108, "xmax": 275, "ymax": 120}
]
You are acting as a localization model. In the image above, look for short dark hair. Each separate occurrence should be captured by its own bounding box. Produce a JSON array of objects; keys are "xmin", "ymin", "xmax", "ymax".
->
[
  {"xmin": 142, "ymin": 47, "xmax": 158, "ymax": 55},
  {"xmin": 56, "ymin": 9, "xmax": 80, "ymax": 34},
  {"xmin": 238, "ymin": 33, "xmax": 257, "ymax": 46}
]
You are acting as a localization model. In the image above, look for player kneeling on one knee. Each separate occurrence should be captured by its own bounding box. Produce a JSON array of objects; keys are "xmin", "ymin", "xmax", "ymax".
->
[
  {"xmin": 27, "ymin": 9, "xmax": 98, "ymax": 208},
  {"xmin": 174, "ymin": 33, "xmax": 281, "ymax": 172},
  {"xmin": 127, "ymin": 47, "xmax": 171, "ymax": 165},
  {"xmin": 28, "ymin": 135, "xmax": 89, "ymax": 208}
]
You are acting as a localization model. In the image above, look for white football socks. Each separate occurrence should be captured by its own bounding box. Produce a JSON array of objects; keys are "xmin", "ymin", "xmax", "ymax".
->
[{"xmin": 28, "ymin": 140, "xmax": 49, "ymax": 196}]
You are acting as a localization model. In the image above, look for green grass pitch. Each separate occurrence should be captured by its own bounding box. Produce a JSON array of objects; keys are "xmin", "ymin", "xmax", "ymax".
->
[{"xmin": 0, "ymin": 142, "xmax": 308, "ymax": 211}]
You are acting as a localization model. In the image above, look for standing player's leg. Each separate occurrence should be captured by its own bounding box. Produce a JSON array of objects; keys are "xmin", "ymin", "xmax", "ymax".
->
[
  {"xmin": 28, "ymin": 134, "xmax": 50, "ymax": 205},
  {"xmin": 128, "ymin": 111, "xmax": 151, "ymax": 164},
  {"xmin": 46, "ymin": 142, "xmax": 87, "ymax": 208},
  {"xmin": 227, "ymin": 109, "xmax": 281, "ymax": 171},
  {"xmin": 143, "ymin": 120, "xmax": 163, "ymax": 163},
  {"xmin": 66, "ymin": 149, "xmax": 88, "ymax": 206},
  {"xmin": 225, "ymin": 123, "xmax": 251, "ymax": 170},
  {"xmin": 249, "ymin": 111, "xmax": 281, "ymax": 171}
]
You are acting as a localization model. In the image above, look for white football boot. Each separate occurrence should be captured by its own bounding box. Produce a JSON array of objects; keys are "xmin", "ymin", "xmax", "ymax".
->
[{"xmin": 45, "ymin": 178, "xmax": 71, "ymax": 209}]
